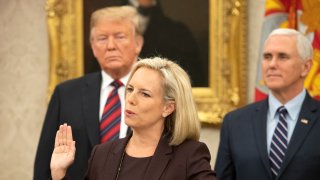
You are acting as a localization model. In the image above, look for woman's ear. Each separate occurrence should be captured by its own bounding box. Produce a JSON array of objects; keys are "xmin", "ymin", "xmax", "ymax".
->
[{"xmin": 162, "ymin": 101, "xmax": 175, "ymax": 118}]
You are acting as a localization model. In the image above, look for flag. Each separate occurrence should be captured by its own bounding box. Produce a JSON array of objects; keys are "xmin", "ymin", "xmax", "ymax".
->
[{"xmin": 255, "ymin": 0, "xmax": 320, "ymax": 101}]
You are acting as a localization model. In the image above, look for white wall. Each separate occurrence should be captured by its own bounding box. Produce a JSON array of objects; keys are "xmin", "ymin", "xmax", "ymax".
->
[{"xmin": 0, "ymin": 0, "xmax": 265, "ymax": 179}]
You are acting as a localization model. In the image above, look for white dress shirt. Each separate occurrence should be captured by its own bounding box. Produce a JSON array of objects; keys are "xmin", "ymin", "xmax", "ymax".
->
[
  {"xmin": 99, "ymin": 70, "xmax": 130, "ymax": 138},
  {"xmin": 266, "ymin": 89, "xmax": 306, "ymax": 153}
]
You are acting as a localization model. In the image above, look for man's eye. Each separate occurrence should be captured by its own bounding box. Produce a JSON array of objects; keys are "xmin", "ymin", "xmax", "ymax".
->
[
  {"xmin": 98, "ymin": 37, "xmax": 106, "ymax": 40},
  {"xmin": 278, "ymin": 54, "xmax": 289, "ymax": 60},
  {"xmin": 263, "ymin": 54, "xmax": 272, "ymax": 60},
  {"xmin": 96, "ymin": 37, "xmax": 107, "ymax": 44},
  {"xmin": 115, "ymin": 34, "xmax": 126, "ymax": 40}
]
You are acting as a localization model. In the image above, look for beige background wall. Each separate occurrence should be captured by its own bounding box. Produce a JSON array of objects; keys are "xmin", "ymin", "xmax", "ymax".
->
[
  {"xmin": 0, "ymin": 0, "xmax": 264, "ymax": 179},
  {"xmin": 0, "ymin": 0, "xmax": 48, "ymax": 179}
]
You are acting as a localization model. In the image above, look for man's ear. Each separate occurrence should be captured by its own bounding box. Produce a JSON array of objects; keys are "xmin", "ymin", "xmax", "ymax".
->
[
  {"xmin": 162, "ymin": 101, "xmax": 175, "ymax": 118},
  {"xmin": 89, "ymin": 32, "xmax": 97, "ymax": 58},
  {"xmin": 301, "ymin": 59, "xmax": 312, "ymax": 77},
  {"xmin": 135, "ymin": 35, "xmax": 144, "ymax": 54}
]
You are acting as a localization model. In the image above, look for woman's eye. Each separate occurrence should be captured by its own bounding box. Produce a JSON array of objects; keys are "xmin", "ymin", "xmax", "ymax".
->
[
  {"xmin": 142, "ymin": 92, "xmax": 151, "ymax": 97},
  {"xmin": 126, "ymin": 87, "xmax": 133, "ymax": 93}
]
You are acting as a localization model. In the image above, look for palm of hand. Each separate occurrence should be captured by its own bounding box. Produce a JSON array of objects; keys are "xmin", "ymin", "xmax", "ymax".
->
[{"xmin": 51, "ymin": 143, "xmax": 75, "ymax": 170}]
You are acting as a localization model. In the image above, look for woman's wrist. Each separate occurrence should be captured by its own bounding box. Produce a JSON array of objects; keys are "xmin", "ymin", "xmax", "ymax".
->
[{"xmin": 51, "ymin": 168, "xmax": 67, "ymax": 180}]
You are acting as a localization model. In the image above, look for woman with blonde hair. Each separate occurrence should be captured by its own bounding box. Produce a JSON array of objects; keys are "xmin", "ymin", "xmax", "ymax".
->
[{"xmin": 50, "ymin": 57, "xmax": 216, "ymax": 180}]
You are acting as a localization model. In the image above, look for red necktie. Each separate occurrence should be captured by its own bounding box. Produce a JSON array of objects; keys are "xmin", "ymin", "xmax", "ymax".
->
[{"xmin": 100, "ymin": 80, "xmax": 123, "ymax": 143}]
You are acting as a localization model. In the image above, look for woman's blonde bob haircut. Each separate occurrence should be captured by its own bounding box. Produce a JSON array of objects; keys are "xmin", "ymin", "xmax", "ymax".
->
[{"xmin": 127, "ymin": 57, "xmax": 201, "ymax": 145}]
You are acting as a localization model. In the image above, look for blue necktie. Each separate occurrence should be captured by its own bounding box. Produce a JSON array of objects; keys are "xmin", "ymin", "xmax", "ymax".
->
[{"xmin": 269, "ymin": 106, "xmax": 288, "ymax": 178}]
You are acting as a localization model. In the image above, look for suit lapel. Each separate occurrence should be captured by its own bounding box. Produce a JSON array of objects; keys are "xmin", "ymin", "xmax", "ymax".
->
[
  {"xmin": 278, "ymin": 94, "xmax": 319, "ymax": 178},
  {"xmin": 252, "ymin": 100, "xmax": 273, "ymax": 178},
  {"xmin": 143, "ymin": 135, "xmax": 173, "ymax": 180},
  {"xmin": 82, "ymin": 72, "xmax": 102, "ymax": 147},
  {"xmin": 102, "ymin": 136, "xmax": 130, "ymax": 180}
]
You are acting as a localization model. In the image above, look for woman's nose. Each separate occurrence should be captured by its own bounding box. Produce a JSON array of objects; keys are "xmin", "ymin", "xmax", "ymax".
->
[{"xmin": 126, "ymin": 92, "xmax": 136, "ymax": 105}]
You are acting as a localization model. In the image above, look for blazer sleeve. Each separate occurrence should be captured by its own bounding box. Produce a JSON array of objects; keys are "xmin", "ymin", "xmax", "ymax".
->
[
  {"xmin": 34, "ymin": 87, "xmax": 61, "ymax": 180},
  {"xmin": 214, "ymin": 113, "xmax": 236, "ymax": 180},
  {"xmin": 187, "ymin": 142, "xmax": 216, "ymax": 180}
]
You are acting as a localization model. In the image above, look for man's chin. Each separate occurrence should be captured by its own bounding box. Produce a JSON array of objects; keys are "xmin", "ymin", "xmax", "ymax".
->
[
  {"xmin": 105, "ymin": 62, "xmax": 123, "ymax": 69},
  {"xmin": 267, "ymin": 85, "xmax": 283, "ymax": 92},
  {"xmin": 265, "ymin": 80, "xmax": 281, "ymax": 88}
]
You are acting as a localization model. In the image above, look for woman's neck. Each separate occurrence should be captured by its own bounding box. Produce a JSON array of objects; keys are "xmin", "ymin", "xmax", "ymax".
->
[{"xmin": 126, "ymin": 130, "xmax": 162, "ymax": 157}]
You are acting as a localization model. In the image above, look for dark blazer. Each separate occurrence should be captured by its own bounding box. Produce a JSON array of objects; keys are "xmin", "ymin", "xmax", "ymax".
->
[
  {"xmin": 85, "ymin": 134, "xmax": 216, "ymax": 180},
  {"xmin": 34, "ymin": 72, "xmax": 103, "ymax": 180},
  {"xmin": 215, "ymin": 93, "xmax": 320, "ymax": 180}
]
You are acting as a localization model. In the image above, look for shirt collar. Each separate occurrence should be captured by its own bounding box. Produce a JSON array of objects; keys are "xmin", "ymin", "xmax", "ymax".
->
[
  {"xmin": 129, "ymin": 0, "xmax": 156, "ymax": 7},
  {"xmin": 268, "ymin": 89, "xmax": 306, "ymax": 121},
  {"xmin": 101, "ymin": 70, "xmax": 131, "ymax": 89}
]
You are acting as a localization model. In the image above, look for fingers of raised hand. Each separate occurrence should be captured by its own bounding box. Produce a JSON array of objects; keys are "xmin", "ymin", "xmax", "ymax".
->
[
  {"xmin": 55, "ymin": 123, "xmax": 75, "ymax": 152},
  {"xmin": 58, "ymin": 124, "xmax": 66, "ymax": 146}
]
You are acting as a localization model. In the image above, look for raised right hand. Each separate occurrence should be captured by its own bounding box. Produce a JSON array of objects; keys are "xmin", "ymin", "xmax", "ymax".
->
[{"xmin": 50, "ymin": 123, "xmax": 76, "ymax": 180}]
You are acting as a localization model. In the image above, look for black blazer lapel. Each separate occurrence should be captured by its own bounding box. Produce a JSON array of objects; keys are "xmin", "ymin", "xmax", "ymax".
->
[
  {"xmin": 82, "ymin": 72, "xmax": 102, "ymax": 147},
  {"xmin": 278, "ymin": 94, "xmax": 319, "ymax": 178},
  {"xmin": 144, "ymin": 135, "xmax": 173, "ymax": 180},
  {"xmin": 252, "ymin": 99, "xmax": 273, "ymax": 178}
]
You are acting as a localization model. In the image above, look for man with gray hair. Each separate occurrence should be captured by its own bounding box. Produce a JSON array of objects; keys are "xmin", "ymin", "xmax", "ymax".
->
[
  {"xmin": 34, "ymin": 6, "xmax": 143, "ymax": 180},
  {"xmin": 215, "ymin": 28, "xmax": 320, "ymax": 180}
]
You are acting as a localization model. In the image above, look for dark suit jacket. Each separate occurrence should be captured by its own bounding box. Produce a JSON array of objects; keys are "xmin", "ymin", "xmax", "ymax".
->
[
  {"xmin": 215, "ymin": 93, "xmax": 320, "ymax": 180},
  {"xmin": 34, "ymin": 72, "xmax": 103, "ymax": 180},
  {"xmin": 85, "ymin": 134, "xmax": 216, "ymax": 180}
]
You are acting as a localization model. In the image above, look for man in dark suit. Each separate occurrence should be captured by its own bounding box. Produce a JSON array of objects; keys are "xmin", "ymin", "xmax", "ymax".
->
[
  {"xmin": 34, "ymin": 6, "xmax": 143, "ymax": 180},
  {"xmin": 215, "ymin": 28, "xmax": 320, "ymax": 180},
  {"xmin": 84, "ymin": 0, "xmax": 205, "ymax": 86}
]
